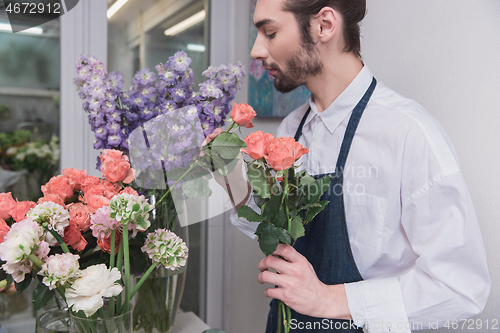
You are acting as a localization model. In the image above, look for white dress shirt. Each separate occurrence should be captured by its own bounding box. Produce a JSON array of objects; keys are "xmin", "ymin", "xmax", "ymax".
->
[{"xmin": 230, "ymin": 66, "xmax": 491, "ymax": 332}]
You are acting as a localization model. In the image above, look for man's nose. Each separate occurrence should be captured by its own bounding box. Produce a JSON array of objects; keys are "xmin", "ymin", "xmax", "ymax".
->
[{"xmin": 250, "ymin": 33, "xmax": 267, "ymax": 60}]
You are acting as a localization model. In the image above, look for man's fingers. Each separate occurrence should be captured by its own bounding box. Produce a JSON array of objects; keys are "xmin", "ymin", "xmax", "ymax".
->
[
  {"xmin": 272, "ymin": 244, "xmax": 302, "ymax": 264},
  {"xmin": 258, "ymin": 254, "xmax": 292, "ymax": 275}
]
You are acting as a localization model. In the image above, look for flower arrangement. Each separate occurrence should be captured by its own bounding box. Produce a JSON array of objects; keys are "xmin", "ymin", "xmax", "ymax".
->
[{"xmin": 0, "ymin": 149, "xmax": 188, "ymax": 332}]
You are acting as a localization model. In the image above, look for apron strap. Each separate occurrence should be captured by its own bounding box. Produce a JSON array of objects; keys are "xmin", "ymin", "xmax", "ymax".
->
[
  {"xmin": 336, "ymin": 77, "xmax": 377, "ymax": 171},
  {"xmin": 293, "ymin": 107, "xmax": 311, "ymax": 142},
  {"xmin": 292, "ymin": 78, "xmax": 377, "ymax": 173}
]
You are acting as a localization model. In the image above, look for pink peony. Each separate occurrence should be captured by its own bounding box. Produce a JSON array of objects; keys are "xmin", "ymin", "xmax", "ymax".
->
[{"xmin": 90, "ymin": 206, "xmax": 120, "ymax": 239}]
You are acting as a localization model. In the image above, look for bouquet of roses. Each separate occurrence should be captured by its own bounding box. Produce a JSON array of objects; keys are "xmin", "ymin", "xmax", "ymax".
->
[
  {"xmin": 0, "ymin": 149, "xmax": 188, "ymax": 332},
  {"xmin": 231, "ymin": 117, "xmax": 330, "ymax": 333}
]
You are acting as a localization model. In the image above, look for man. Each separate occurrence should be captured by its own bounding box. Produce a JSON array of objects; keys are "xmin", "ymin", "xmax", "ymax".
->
[{"xmin": 227, "ymin": 0, "xmax": 491, "ymax": 331}]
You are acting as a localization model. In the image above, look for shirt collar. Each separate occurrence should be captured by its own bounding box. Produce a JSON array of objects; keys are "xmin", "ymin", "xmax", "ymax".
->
[{"xmin": 306, "ymin": 65, "xmax": 374, "ymax": 134}]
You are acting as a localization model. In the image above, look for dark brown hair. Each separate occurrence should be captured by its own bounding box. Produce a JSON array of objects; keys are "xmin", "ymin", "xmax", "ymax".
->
[{"xmin": 282, "ymin": 0, "xmax": 366, "ymax": 58}]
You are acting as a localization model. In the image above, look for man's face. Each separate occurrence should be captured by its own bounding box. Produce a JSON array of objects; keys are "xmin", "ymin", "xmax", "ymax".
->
[{"xmin": 251, "ymin": 0, "xmax": 322, "ymax": 93}]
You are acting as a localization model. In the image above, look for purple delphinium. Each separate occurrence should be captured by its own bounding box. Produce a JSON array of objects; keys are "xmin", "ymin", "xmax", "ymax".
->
[
  {"xmin": 195, "ymin": 61, "xmax": 245, "ymax": 129},
  {"xmin": 75, "ymin": 55, "xmax": 125, "ymax": 151}
]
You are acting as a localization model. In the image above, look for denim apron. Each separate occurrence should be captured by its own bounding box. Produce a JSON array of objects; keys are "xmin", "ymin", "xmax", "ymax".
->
[{"xmin": 265, "ymin": 78, "xmax": 377, "ymax": 332}]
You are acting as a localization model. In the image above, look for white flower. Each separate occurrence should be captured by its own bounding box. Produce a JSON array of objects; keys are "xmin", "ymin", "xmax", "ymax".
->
[
  {"xmin": 65, "ymin": 264, "xmax": 122, "ymax": 317},
  {"xmin": 0, "ymin": 219, "xmax": 48, "ymax": 282},
  {"xmin": 27, "ymin": 202, "xmax": 70, "ymax": 246},
  {"xmin": 39, "ymin": 253, "xmax": 80, "ymax": 290},
  {"xmin": 141, "ymin": 229, "xmax": 188, "ymax": 270},
  {"xmin": 0, "ymin": 218, "xmax": 44, "ymax": 264},
  {"xmin": 109, "ymin": 194, "xmax": 151, "ymax": 231}
]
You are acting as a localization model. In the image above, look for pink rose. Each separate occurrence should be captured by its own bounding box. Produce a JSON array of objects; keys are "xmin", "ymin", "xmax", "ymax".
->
[
  {"xmin": 241, "ymin": 131, "xmax": 275, "ymax": 160},
  {"xmin": 265, "ymin": 137, "xmax": 309, "ymax": 171},
  {"xmin": 97, "ymin": 232, "xmax": 121, "ymax": 254},
  {"xmin": 63, "ymin": 221, "xmax": 87, "ymax": 251},
  {"xmin": 100, "ymin": 149, "xmax": 128, "ymax": 165},
  {"xmin": 41, "ymin": 175, "xmax": 75, "ymax": 202},
  {"xmin": 8, "ymin": 200, "xmax": 37, "ymax": 222},
  {"xmin": 86, "ymin": 195, "xmax": 110, "ymax": 213},
  {"xmin": 101, "ymin": 160, "xmax": 135, "ymax": 184},
  {"xmin": 38, "ymin": 194, "xmax": 65, "ymax": 207},
  {"xmin": 67, "ymin": 203, "xmax": 91, "ymax": 232},
  {"xmin": 0, "ymin": 218, "xmax": 10, "ymax": 243},
  {"xmin": 119, "ymin": 187, "xmax": 138, "ymax": 196},
  {"xmin": 230, "ymin": 103, "xmax": 256, "ymax": 128},
  {"xmin": 62, "ymin": 168, "xmax": 88, "ymax": 191},
  {"xmin": 0, "ymin": 192, "xmax": 17, "ymax": 220}
]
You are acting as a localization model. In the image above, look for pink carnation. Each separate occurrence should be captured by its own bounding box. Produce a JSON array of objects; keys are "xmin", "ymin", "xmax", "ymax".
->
[{"xmin": 90, "ymin": 206, "xmax": 120, "ymax": 239}]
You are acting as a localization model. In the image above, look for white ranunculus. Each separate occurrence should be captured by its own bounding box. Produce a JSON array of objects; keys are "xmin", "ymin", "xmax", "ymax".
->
[
  {"xmin": 65, "ymin": 264, "xmax": 122, "ymax": 316},
  {"xmin": 0, "ymin": 219, "xmax": 47, "ymax": 282},
  {"xmin": 0, "ymin": 218, "xmax": 44, "ymax": 263}
]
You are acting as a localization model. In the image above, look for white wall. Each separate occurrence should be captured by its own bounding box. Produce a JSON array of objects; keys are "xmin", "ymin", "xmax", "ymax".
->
[
  {"xmin": 362, "ymin": 1, "xmax": 500, "ymax": 332},
  {"xmin": 219, "ymin": 0, "xmax": 500, "ymax": 332}
]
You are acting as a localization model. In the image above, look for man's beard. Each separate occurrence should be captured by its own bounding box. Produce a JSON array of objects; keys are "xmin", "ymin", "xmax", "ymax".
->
[{"xmin": 265, "ymin": 43, "xmax": 323, "ymax": 93}]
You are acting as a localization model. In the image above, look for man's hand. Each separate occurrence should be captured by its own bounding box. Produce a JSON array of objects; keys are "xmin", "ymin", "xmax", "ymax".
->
[{"xmin": 258, "ymin": 244, "xmax": 352, "ymax": 320}]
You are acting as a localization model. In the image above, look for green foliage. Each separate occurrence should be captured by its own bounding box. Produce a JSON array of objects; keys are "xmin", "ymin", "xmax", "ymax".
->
[{"xmin": 33, "ymin": 282, "xmax": 55, "ymax": 311}]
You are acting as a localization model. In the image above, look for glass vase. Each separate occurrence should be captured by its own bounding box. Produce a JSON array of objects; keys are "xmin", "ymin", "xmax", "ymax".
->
[
  {"xmin": 70, "ymin": 308, "xmax": 132, "ymax": 333},
  {"xmin": 36, "ymin": 308, "xmax": 72, "ymax": 333},
  {"xmin": 132, "ymin": 191, "xmax": 188, "ymax": 333}
]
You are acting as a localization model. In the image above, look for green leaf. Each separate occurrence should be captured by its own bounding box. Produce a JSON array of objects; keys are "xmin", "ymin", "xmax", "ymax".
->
[
  {"xmin": 253, "ymin": 192, "xmax": 268, "ymax": 209},
  {"xmin": 199, "ymin": 177, "xmax": 212, "ymax": 198},
  {"xmin": 304, "ymin": 175, "xmax": 331, "ymax": 205},
  {"xmin": 247, "ymin": 163, "xmax": 271, "ymax": 199},
  {"xmin": 277, "ymin": 228, "xmax": 292, "ymax": 245},
  {"xmin": 305, "ymin": 200, "xmax": 329, "ymax": 224},
  {"xmin": 165, "ymin": 167, "xmax": 189, "ymax": 181},
  {"xmin": 6, "ymin": 274, "xmax": 13, "ymax": 286},
  {"xmin": 272, "ymin": 207, "xmax": 286, "ymax": 228},
  {"xmin": 238, "ymin": 206, "xmax": 265, "ymax": 222},
  {"xmin": 300, "ymin": 174, "xmax": 315, "ymax": 186},
  {"xmin": 210, "ymin": 132, "xmax": 245, "ymax": 159},
  {"xmin": 132, "ymin": 203, "xmax": 140, "ymax": 212},
  {"xmin": 15, "ymin": 274, "xmax": 32, "ymax": 294},
  {"xmin": 255, "ymin": 223, "xmax": 281, "ymax": 256},
  {"xmin": 33, "ymin": 283, "xmax": 55, "ymax": 311},
  {"xmin": 182, "ymin": 178, "xmax": 200, "ymax": 198},
  {"xmin": 289, "ymin": 216, "xmax": 305, "ymax": 240},
  {"xmin": 262, "ymin": 193, "xmax": 282, "ymax": 221}
]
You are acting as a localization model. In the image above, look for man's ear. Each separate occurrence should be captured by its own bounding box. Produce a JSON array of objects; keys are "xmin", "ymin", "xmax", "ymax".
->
[{"xmin": 311, "ymin": 7, "xmax": 339, "ymax": 43}]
